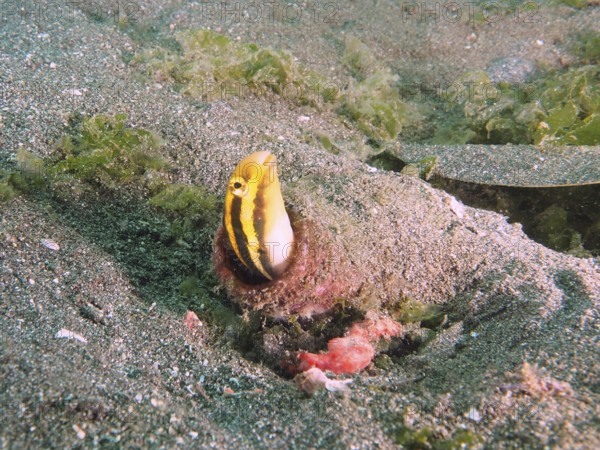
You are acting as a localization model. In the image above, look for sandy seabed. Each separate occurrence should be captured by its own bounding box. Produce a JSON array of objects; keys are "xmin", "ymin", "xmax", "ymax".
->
[{"xmin": 1, "ymin": 1, "xmax": 599, "ymax": 448}]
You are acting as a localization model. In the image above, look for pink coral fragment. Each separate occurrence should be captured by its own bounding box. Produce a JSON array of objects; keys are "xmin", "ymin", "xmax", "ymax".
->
[
  {"xmin": 184, "ymin": 310, "xmax": 201, "ymax": 330},
  {"xmin": 297, "ymin": 317, "xmax": 401, "ymax": 375}
]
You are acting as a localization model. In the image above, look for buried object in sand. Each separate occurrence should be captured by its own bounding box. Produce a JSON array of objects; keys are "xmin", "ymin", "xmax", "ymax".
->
[{"xmin": 213, "ymin": 151, "xmax": 400, "ymax": 379}]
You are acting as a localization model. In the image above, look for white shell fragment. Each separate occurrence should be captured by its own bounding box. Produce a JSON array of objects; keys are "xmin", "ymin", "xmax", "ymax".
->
[
  {"xmin": 295, "ymin": 367, "xmax": 353, "ymax": 395},
  {"xmin": 41, "ymin": 238, "xmax": 60, "ymax": 251},
  {"xmin": 466, "ymin": 407, "xmax": 482, "ymax": 422},
  {"xmin": 55, "ymin": 328, "xmax": 88, "ymax": 344},
  {"xmin": 72, "ymin": 424, "xmax": 86, "ymax": 440},
  {"xmin": 449, "ymin": 197, "xmax": 465, "ymax": 219}
]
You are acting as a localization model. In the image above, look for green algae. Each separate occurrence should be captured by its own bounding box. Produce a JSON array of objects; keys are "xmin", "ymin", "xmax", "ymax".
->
[
  {"xmin": 427, "ymin": 119, "xmax": 478, "ymax": 145},
  {"xmin": 552, "ymin": 0, "xmax": 588, "ymax": 8},
  {"xmin": 136, "ymin": 31, "xmax": 418, "ymax": 146},
  {"xmin": 431, "ymin": 70, "xmax": 539, "ymax": 145},
  {"xmin": 314, "ymin": 132, "xmax": 340, "ymax": 155},
  {"xmin": 138, "ymin": 29, "xmax": 337, "ymax": 106},
  {"xmin": 16, "ymin": 148, "xmax": 46, "ymax": 184},
  {"xmin": 394, "ymin": 298, "xmax": 445, "ymax": 329},
  {"xmin": 149, "ymin": 183, "xmax": 221, "ymax": 245},
  {"xmin": 302, "ymin": 130, "xmax": 342, "ymax": 155},
  {"xmin": 533, "ymin": 65, "xmax": 600, "ymax": 145},
  {"xmin": 149, "ymin": 183, "xmax": 218, "ymax": 216},
  {"xmin": 401, "ymin": 156, "xmax": 439, "ymax": 181},
  {"xmin": 38, "ymin": 113, "xmax": 225, "ymax": 318},
  {"xmin": 431, "ymin": 65, "xmax": 600, "ymax": 146},
  {"xmin": 395, "ymin": 426, "xmax": 483, "ymax": 449},
  {"xmin": 366, "ymin": 152, "xmax": 438, "ymax": 181},
  {"xmin": 467, "ymin": 0, "xmax": 530, "ymax": 26},
  {"xmin": 51, "ymin": 113, "xmax": 168, "ymax": 187},
  {"xmin": 0, "ymin": 172, "xmax": 18, "ymax": 203},
  {"xmin": 572, "ymin": 31, "xmax": 600, "ymax": 64},
  {"xmin": 133, "ymin": 29, "xmax": 600, "ymax": 149},
  {"xmin": 148, "ymin": 184, "xmax": 221, "ymax": 247},
  {"xmin": 338, "ymin": 70, "xmax": 409, "ymax": 143},
  {"xmin": 3, "ymin": 115, "xmax": 224, "ymax": 313},
  {"xmin": 0, "ymin": 149, "xmax": 48, "ymax": 203},
  {"xmin": 374, "ymin": 353, "xmax": 393, "ymax": 370},
  {"xmin": 337, "ymin": 36, "xmax": 416, "ymax": 144},
  {"xmin": 341, "ymin": 36, "xmax": 377, "ymax": 81}
]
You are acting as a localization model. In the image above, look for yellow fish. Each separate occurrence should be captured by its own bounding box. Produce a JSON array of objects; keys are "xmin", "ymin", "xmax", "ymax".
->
[{"xmin": 223, "ymin": 151, "xmax": 294, "ymax": 281}]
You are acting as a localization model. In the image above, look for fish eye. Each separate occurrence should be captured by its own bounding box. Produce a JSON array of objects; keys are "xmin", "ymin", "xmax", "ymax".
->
[{"xmin": 229, "ymin": 177, "xmax": 249, "ymax": 197}]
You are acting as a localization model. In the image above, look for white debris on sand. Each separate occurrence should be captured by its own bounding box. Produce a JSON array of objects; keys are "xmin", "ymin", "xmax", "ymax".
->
[
  {"xmin": 40, "ymin": 238, "xmax": 60, "ymax": 251},
  {"xmin": 295, "ymin": 367, "xmax": 353, "ymax": 395},
  {"xmin": 55, "ymin": 328, "xmax": 88, "ymax": 344}
]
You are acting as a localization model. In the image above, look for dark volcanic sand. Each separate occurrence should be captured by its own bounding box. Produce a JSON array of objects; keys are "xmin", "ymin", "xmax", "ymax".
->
[{"xmin": 1, "ymin": 1, "xmax": 599, "ymax": 448}]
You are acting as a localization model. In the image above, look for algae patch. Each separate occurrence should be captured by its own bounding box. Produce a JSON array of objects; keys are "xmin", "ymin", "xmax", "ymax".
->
[
  {"xmin": 394, "ymin": 425, "xmax": 482, "ymax": 450},
  {"xmin": 135, "ymin": 30, "xmax": 420, "ymax": 147},
  {"xmin": 394, "ymin": 298, "xmax": 445, "ymax": 328},
  {"xmin": 337, "ymin": 70, "xmax": 409, "ymax": 143},
  {"xmin": 340, "ymin": 36, "xmax": 377, "ymax": 81},
  {"xmin": 1, "ymin": 149, "xmax": 48, "ymax": 203},
  {"xmin": 338, "ymin": 36, "xmax": 421, "ymax": 144},
  {"xmin": 571, "ymin": 31, "xmax": 600, "ymax": 65},
  {"xmin": 149, "ymin": 183, "xmax": 218, "ymax": 217},
  {"xmin": 132, "ymin": 29, "xmax": 599, "ymax": 149},
  {"xmin": 4, "ymin": 114, "xmax": 223, "ymax": 314},
  {"xmin": 532, "ymin": 65, "xmax": 600, "ymax": 145},
  {"xmin": 136, "ymin": 29, "xmax": 337, "ymax": 106},
  {"xmin": 429, "ymin": 65, "xmax": 600, "ymax": 146},
  {"xmin": 51, "ymin": 113, "xmax": 168, "ymax": 188},
  {"xmin": 148, "ymin": 183, "xmax": 221, "ymax": 244},
  {"xmin": 0, "ymin": 172, "xmax": 19, "ymax": 203},
  {"xmin": 429, "ymin": 70, "xmax": 539, "ymax": 145}
]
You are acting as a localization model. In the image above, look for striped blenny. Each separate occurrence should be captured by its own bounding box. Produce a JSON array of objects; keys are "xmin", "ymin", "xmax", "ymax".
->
[{"xmin": 223, "ymin": 151, "xmax": 294, "ymax": 281}]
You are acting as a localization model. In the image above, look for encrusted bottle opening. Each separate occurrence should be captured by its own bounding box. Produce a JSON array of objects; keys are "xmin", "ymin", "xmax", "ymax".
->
[{"xmin": 213, "ymin": 211, "xmax": 357, "ymax": 318}]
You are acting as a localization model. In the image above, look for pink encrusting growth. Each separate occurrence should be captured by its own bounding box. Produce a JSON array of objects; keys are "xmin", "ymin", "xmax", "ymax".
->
[
  {"xmin": 297, "ymin": 317, "xmax": 402, "ymax": 375},
  {"xmin": 213, "ymin": 217, "xmax": 362, "ymax": 318},
  {"xmin": 183, "ymin": 310, "xmax": 201, "ymax": 330}
]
